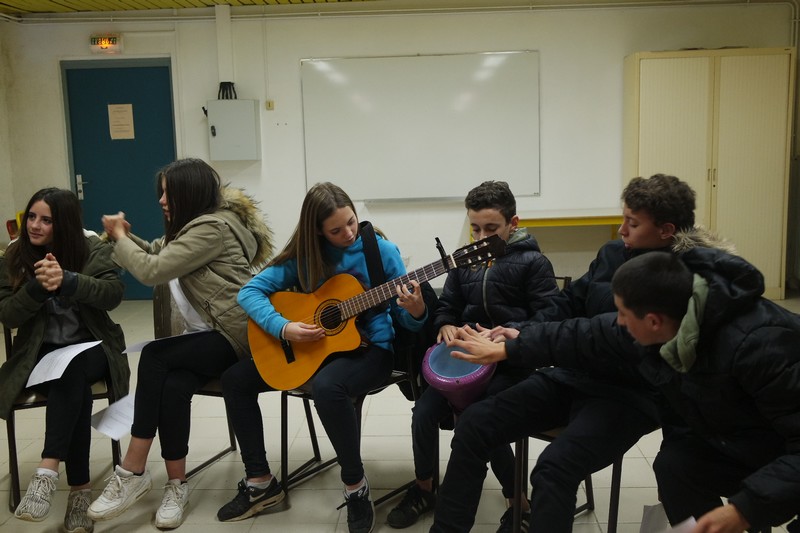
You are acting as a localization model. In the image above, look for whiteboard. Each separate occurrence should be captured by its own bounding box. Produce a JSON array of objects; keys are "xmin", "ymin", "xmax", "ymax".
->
[{"xmin": 300, "ymin": 51, "xmax": 540, "ymax": 201}]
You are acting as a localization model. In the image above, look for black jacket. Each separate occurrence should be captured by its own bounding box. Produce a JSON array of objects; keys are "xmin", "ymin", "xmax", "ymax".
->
[
  {"xmin": 434, "ymin": 231, "xmax": 559, "ymax": 376},
  {"xmin": 506, "ymin": 247, "xmax": 800, "ymax": 528},
  {"xmin": 434, "ymin": 231, "xmax": 558, "ymax": 330}
]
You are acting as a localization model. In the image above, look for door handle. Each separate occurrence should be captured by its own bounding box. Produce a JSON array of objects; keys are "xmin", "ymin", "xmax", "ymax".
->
[{"xmin": 76, "ymin": 174, "xmax": 89, "ymax": 200}]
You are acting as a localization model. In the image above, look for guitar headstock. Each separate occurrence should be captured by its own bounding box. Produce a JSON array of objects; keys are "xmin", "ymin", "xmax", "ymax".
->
[{"xmin": 450, "ymin": 234, "xmax": 506, "ymax": 269}]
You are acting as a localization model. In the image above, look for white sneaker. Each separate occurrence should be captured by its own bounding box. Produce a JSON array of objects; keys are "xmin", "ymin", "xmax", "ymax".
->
[
  {"xmin": 14, "ymin": 472, "xmax": 58, "ymax": 522},
  {"xmin": 87, "ymin": 465, "xmax": 152, "ymax": 521},
  {"xmin": 154, "ymin": 479, "xmax": 189, "ymax": 529}
]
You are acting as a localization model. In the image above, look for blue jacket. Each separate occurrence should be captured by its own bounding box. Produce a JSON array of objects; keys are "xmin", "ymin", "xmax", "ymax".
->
[{"xmin": 239, "ymin": 233, "xmax": 425, "ymax": 352}]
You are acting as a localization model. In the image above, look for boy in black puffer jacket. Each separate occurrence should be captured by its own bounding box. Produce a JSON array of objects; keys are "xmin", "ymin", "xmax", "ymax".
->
[{"xmin": 387, "ymin": 181, "xmax": 559, "ymax": 531}]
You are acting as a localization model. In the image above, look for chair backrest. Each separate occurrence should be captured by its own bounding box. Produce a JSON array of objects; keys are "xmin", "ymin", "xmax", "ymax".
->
[
  {"xmin": 152, "ymin": 284, "xmax": 186, "ymax": 339},
  {"xmin": 556, "ymin": 275, "xmax": 572, "ymax": 291}
]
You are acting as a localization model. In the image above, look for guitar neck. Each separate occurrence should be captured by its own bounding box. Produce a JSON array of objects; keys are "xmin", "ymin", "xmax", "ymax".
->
[{"xmin": 339, "ymin": 257, "xmax": 453, "ymax": 319}]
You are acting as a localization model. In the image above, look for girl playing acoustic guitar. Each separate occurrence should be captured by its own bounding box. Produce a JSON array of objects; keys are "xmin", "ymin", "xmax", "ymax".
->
[{"xmin": 217, "ymin": 182, "xmax": 427, "ymax": 533}]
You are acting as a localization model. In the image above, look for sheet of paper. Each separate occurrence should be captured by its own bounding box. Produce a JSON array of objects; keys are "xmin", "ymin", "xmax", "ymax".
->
[
  {"xmin": 640, "ymin": 503, "xmax": 669, "ymax": 533},
  {"xmin": 668, "ymin": 517, "xmax": 697, "ymax": 532},
  {"xmin": 26, "ymin": 341, "xmax": 103, "ymax": 387},
  {"xmin": 123, "ymin": 331, "xmax": 207, "ymax": 353},
  {"xmin": 91, "ymin": 393, "xmax": 134, "ymax": 441}
]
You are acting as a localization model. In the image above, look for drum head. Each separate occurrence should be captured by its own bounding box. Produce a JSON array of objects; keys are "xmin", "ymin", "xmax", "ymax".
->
[{"xmin": 426, "ymin": 342, "xmax": 481, "ymax": 379}]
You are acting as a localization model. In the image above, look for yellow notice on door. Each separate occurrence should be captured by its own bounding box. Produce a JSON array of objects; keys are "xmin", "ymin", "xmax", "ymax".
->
[{"xmin": 107, "ymin": 103, "xmax": 135, "ymax": 140}]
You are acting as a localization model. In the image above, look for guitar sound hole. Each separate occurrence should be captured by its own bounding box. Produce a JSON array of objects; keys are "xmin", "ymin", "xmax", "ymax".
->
[{"xmin": 318, "ymin": 306, "xmax": 343, "ymax": 331}]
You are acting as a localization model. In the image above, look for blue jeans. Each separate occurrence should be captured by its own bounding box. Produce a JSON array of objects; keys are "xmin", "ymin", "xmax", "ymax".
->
[{"xmin": 223, "ymin": 345, "xmax": 393, "ymax": 485}]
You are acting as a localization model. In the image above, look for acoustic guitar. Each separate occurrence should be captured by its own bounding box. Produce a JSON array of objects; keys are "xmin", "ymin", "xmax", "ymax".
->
[{"xmin": 248, "ymin": 234, "xmax": 506, "ymax": 391}]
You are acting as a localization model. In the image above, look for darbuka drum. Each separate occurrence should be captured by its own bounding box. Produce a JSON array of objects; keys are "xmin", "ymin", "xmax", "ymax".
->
[{"xmin": 421, "ymin": 341, "xmax": 496, "ymax": 413}]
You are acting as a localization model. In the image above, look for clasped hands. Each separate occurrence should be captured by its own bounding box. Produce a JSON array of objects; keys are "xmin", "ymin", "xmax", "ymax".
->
[
  {"xmin": 101, "ymin": 211, "xmax": 131, "ymax": 241},
  {"xmin": 34, "ymin": 253, "xmax": 63, "ymax": 292}
]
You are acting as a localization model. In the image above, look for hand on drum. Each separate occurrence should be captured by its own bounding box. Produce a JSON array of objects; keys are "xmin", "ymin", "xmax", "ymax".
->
[
  {"xmin": 486, "ymin": 325, "xmax": 521, "ymax": 342},
  {"xmin": 447, "ymin": 325, "xmax": 509, "ymax": 365}
]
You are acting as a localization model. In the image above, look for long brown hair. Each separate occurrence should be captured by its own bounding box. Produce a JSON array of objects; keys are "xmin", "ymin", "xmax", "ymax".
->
[
  {"xmin": 157, "ymin": 158, "xmax": 221, "ymax": 242},
  {"xmin": 4, "ymin": 188, "xmax": 89, "ymax": 289},
  {"xmin": 269, "ymin": 182, "xmax": 356, "ymax": 292}
]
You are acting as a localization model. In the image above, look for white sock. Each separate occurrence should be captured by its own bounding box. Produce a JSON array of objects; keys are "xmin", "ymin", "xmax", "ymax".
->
[
  {"xmin": 246, "ymin": 476, "xmax": 272, "ymax": 490},
  {"xmin": 345, "ymin": 477, "xmax": 367, "ymax": 497},
  {"xmin": 35, "ymin": 467, "xmax": 58, "ymax": 478}
]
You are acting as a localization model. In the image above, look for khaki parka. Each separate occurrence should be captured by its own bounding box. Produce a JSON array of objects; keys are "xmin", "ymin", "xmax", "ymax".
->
[{"xmin": 111, "ymin": 187, "xmax": 274, "ymax": 359}]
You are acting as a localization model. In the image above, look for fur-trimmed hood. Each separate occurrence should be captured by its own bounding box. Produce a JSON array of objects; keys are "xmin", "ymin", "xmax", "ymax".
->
[
  {"xmin": 671, "ymin": 226, "xmax": 737, "ymax": 255},
  {"xmin": 220, "ymin": 186, "xmax": 275, "ymax": 270}
]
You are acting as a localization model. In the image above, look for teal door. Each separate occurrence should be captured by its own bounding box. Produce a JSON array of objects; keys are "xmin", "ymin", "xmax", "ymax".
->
[{"xmin": 62, "ymin": 59, "xmax": 176, "ymax": 299}]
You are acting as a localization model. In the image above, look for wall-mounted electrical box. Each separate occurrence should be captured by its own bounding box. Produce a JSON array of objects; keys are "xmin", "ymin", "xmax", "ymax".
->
[{"xmin": 207, "ymin": 99, "xmax": 261, "ymax": 161}]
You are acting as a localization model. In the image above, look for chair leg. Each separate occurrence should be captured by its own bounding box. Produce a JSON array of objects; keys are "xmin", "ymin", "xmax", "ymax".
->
[
  {"xmin": 283, "ymin": 394, "xmax": 337, "ymax": 489},
  {"xmin": 281, "ymin": 392, "xmax": 289, "ymax": 491},
  {"xmin": 576, "ymin": 473, "xmax": 594, "ymax": 514},
  {"xmin": 111, "ymin": 439, "xmax": 121, "ymax": 468},
  {"xmin": 186, "ymin": 407, "xmax": 238, "ymax": 479},
  {"xmin": 7, "ymin": 414, "xmax": 21, "ymax": 513},
  {"xmin": 512, "ymin": 438, "xmax": 528, "ymax": 533},
  {"xmin": 606, "ymin": 457, "xmax": 623, "ymax": 533}
]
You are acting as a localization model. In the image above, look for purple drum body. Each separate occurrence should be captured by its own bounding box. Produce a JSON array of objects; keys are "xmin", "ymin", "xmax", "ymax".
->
[{"xmin": 421, "ymin": 341, "xmax": 496, "ymax": 413}]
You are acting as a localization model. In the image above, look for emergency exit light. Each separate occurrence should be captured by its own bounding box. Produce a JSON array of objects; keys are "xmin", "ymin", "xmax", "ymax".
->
[{"xmin": 90, "ymin": 34, "xmax": 122, "ymax": 54}]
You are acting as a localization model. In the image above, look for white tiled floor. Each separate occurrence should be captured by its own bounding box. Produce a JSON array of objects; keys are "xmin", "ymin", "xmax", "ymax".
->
[{"xmin": 2, "ymin": 295, "xmax": 798, "ymax": 532}]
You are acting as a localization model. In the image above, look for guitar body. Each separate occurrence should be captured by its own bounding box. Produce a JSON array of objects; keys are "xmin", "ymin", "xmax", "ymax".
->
[{"xmin": 248, "ymin": 273, "xmax": 366, "ymax": 391}]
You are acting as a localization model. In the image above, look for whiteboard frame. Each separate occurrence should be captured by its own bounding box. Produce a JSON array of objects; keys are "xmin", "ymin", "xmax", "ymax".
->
[{"xmin": 300, "ymin": 51, "xmax": 541, "ymax": 202}]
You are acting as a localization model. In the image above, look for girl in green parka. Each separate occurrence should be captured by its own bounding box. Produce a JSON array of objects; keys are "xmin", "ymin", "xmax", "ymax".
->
[
  {"xmin": 88, "ymin": 158, "xmax": 274, "ymax": 530},
  {"xmin": 0, "ymin": 188, "xmax": 129, "ymax": 533}
]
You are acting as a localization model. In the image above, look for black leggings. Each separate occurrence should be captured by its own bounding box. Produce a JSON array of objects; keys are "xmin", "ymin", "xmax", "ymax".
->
[
  {"xmin": 130, "ymin": 331, "xmax": 237, "ymax": 461},
  {"xmin": 35, "ymin": 343, "xmax": 108, "ymax": 487},
  {"xmin": 222, "ymin": 345, "xmax": 393, "ymax": 485}
]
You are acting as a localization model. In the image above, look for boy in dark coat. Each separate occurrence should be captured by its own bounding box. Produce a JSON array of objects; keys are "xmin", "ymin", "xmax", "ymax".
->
[
  {"xmin": 440, "ymin": 250, "xmax": 800, "ymax": 532},
  {"xmin": 430, "ymin": 174, "xmax": 709, "ymax": 532},
  {"xmin": 387, "ymin": 181, "xmax": 559, "ymax": 531}
]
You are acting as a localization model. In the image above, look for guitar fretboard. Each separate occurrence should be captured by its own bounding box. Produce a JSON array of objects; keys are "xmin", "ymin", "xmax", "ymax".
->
[{"xmin": 338, "ymin": 258, "xmax": 452, "ymax": 319}]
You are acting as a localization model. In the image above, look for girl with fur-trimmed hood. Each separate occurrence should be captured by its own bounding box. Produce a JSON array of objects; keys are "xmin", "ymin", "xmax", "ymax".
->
[{"xmin": 87, "ymin": 158, "xmax": 274, "ymax": 530}]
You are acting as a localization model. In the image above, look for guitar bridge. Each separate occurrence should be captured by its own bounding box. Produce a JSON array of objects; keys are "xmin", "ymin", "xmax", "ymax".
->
[{"xmin": 281, "ymin": 339, "xmax": 296, "ymax": 364}]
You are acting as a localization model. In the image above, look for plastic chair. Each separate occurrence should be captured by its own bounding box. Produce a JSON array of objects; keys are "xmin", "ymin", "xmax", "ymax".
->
[
  {"xmin": 3, "ymin": 326, "xmax": 122, "ymax": 512},
  {"xmin": 151, "ymin": 285, "xmax": 237, "ymax": 479}
]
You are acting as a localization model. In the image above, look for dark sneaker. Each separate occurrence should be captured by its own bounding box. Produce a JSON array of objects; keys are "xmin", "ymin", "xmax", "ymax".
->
[
  {"xmin": 216, "ymin": 478, "xmax": 285, "ymax": 522},
  {"xmin": 496, "ymin": 506, "xmax": 530, "ymax": 533},
  {"xmin": 386, "ymin": 485, "xmax": 436, "ymax": 528},
  {"xmin": 338, "ymin": 483, "xmax": 375, "ymax": 533}
]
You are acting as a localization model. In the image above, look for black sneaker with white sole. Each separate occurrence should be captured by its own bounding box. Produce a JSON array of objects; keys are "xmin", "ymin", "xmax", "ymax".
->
[
  {"xmin": 387, "ymin": 485, "xmax": 436, "ymax": 528},
  {"xmin": 216, "ymin": 477, "xmax": 285, "ymax": 522},
  {"xmin": 338, "ymin": 483, "xmax": 375, "ymax": 533}
]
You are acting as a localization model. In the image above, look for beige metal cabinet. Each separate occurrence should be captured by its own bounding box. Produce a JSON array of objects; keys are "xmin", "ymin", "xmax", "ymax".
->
[{"xmin": 623, "ymin": 48, "xmax": 795, "ymax": 299}]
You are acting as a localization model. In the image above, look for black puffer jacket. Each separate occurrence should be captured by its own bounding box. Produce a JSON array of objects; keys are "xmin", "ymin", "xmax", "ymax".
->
[
  {"xmin": 434, "ymin": 231, "xmax": 559, "ymax": 377},
  {"xmin": 434, "ymin": 231, "xmax": 558, "ymax": 331},
  {"xmin": 507, "ymin": 247, "xmax": 800, "ymax": 528}
]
